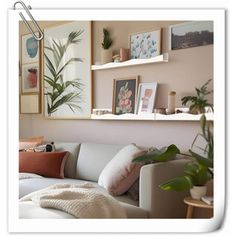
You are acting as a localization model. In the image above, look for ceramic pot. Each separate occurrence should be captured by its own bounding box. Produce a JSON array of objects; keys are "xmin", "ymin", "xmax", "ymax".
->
[
  {"xmin": 101, "ymin": 49, "xmax": 112, "ymax": 64},
  {"xmin": 190, "ymin": 185, "xmax": 207, "ymax": 200}
]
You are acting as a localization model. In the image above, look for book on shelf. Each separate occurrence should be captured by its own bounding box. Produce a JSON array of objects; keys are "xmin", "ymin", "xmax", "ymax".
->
[{"xmin": 201, "ymin": 196, "xmax": 213, "ymax": 205}]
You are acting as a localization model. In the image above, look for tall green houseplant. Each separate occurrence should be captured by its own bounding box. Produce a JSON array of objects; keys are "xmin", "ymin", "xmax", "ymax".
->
[
  {"xmin": 44, "ymin": 31, "xmax": 84, "ymax": 116},
  {"xmin": 133, "ymin": 114, "xmax": 213, "ymax": 193}
]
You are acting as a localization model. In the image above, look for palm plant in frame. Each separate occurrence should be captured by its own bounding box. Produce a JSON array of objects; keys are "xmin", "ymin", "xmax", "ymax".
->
[{"xmin": 44, "ymin": 31, "xmax": 84, "ymax": 116}]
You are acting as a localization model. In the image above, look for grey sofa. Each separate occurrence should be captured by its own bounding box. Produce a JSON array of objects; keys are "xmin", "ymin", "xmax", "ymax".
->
[{"xmin": 19, "ymin": 142, "xmax": 190, "ymax": 219}]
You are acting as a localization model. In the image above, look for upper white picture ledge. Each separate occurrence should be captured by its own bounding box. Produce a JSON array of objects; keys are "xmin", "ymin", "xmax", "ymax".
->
[
  {"xmin": 91, "ymin": 53, "xmax": 169, "ymax": 71},
  {"xmin": 91, "ymin": 112, "xmax": 214, "ymax": 121}
]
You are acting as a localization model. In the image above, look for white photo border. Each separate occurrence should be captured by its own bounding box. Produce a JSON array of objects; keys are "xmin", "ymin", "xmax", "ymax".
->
[{"xmin": 8, "ymin": 9, "xmax": 225, "ymax": 233}]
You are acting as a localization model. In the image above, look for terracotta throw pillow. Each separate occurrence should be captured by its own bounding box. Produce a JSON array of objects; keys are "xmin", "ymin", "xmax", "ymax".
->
[
  {"xmin": 19, "ymin": 151, "xmax": 69, "ymax": 178},
  {"xmin": 98, "ymin": 144, "xmax": 146, "ymax": 196}
]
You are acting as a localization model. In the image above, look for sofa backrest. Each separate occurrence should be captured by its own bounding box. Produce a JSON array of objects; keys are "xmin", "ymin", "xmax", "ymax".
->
[
  {"xmin": 75, "ymin": 142, "xmax": 124, "ymax": 182},
  {"xmin": 55, "ymin": 142, "xmax": 81, "ymax": 178}
]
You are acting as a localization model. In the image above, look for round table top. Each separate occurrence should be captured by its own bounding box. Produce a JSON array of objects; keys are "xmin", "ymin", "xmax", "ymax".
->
[{"xmin": 184, "ymin": 197, "xmax": 213, "ymax": 209}]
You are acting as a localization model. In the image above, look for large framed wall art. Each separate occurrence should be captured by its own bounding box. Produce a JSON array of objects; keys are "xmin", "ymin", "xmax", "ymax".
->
[{"xmin": 43, "ymin": 21, "xmax": 92, "ymax": 119}]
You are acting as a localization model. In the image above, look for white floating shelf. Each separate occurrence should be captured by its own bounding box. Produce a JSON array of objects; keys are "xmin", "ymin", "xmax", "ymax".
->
[
  {"xmin": 91, "ymin": 112, "xmax": 214, "ymax": 121},
  {"xmin": 91, "ymin": 53, "xmax": 168, "ymax": 71}
]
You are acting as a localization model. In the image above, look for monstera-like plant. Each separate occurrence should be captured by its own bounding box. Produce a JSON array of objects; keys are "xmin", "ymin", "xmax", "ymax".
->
[
  {"xmin": 133, "ymin": 115, "xmax": 213, "ymax": 199},
  {"xmin": 44, "ymin": 31, "xmax": 84, "ymax": 116}
]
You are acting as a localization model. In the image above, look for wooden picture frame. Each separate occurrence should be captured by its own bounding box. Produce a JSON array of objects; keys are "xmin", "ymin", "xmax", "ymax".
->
[
  {"xmin": 130, "ymin": 29, "xmax": 162, "ymax": 59},
  {"xmin": 112, "ymin": 76, "xmax": 139, "ymax": 115},
  {"xmin": 20, "ymin": 94, "xmax": 40, "ymax": 114},
  {"xmin": 136, "ymin": 82, "xmax": 158, "ymax": 114},
  {"xmin": 169, "ymin": 21, "xmax": 213, "ymax": 50},
  {"xmin": 43, "ymin": 21, "xmax": 92, "ymax": 119}
]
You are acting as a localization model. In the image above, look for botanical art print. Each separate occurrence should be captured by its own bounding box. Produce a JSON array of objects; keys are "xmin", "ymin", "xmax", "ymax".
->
[
  {"xmin": 21, "ymin": 33, "xmax": 39, "ymax": 64},
  {"xmin": 130, "ymin": 30, "xmax": 161, "ymax": 59},
  {"xmin": 44, "ymin": 22, "xmax": 91, "ymax": 118},
  {"xmin": 113, "ymin": 77, "xmax": 138, "ymax": 115},
  {"xmin": 169, "ymin": 21, "xmax": 213, "ymax": 50}
]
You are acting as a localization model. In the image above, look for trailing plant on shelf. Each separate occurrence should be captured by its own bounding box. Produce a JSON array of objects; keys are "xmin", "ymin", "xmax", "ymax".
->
[
  {"xmin": 44, "ymin": 31, "xmax": 84, "ymax": 116},
  {"xmin": 181, "ymin": 79, "xmax": 213, "ymax": 114},
  {"xmin": 133, "ymin": 114, "xmax": 213, "ymax": 199},
  {"xmin": 101, "ymin": 28, "xmax": 113, "ymax": 49}
]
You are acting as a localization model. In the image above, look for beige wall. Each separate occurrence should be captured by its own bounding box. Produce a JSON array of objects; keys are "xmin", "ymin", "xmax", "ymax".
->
[{"xmin": 19, "ymin": 21, "xmax": 213, "ymax": 151}]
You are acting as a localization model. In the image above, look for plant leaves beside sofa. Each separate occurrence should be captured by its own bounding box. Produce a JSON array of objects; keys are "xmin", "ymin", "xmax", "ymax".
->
[
  {"xmin": 132, "ymin": 144, "xmax": 180, "ymax": 164},
  {"xmin": 132, "ymin": 114, "xmax": 214, "ymax": 192}
]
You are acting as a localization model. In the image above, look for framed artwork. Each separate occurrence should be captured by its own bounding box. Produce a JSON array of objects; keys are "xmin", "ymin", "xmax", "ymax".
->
[
  {"xmin": 20, "ymin": 94, "xmax": 40, "ymax": 114},
  {"xmin": 136, "ymin": 82, "xmax": 158, "ymax": 114},
  {"xmin": 169, "ymin": 21, "xmax": 213, "ymax": 50},
  {"xmin": 43, "ymin": 21, "xmax": 92, "ymax": 119},
  {"xmin": 21, "ymin": 63, "xmax": 40, "ymax": 93},
  {"xmin": 21, "ymin": 33, "xmax": 40, "ymax": 64},
  {"xmin": 130, "ymin": 29, "xmax": 161, "ymax": 59},
  {"xmin": 112, "ymin": 76, "xmax": 139, "ymax": 115}
]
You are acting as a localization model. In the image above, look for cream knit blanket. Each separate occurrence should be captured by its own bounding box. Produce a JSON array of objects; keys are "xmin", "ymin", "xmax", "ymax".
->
[{"xmin": 20, "ymin": 183, "xmax": 127, "ymax": 218}]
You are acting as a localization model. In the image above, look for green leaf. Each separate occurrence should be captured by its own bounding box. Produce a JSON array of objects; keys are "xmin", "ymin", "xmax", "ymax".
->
[
  {"xmin": 56, "ymin": 58, "xmax": 83, "ymax": 77},
  {"xmin": 44, "ymin": 78, "xmax": 56, "ymax": 88},
  {"xmin": 189, "ymin": 150, "xmax": 213, "ymax": 168},
  {"xmin": 44, "ymin": 53, "xmax": 56, "ymax": 77},
  {"xmin": 132, "ymin": 144, "xmax": 180, "ymax": 163},
  {"xmin": 160, "ymin": 176, "xmax": 193, "ymax": 191}
]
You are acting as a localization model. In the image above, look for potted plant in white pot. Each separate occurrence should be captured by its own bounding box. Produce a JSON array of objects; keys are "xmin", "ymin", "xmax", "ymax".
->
[
  {"xmin": 101, "ymin": 28, "xmax": 113, "ymax": 64},
  {"xmin": 181, "ymin": 79, "xmax": 213, "ymax": 114},
  {"xmin": 133, "ymin": 114, "xmax": 213, "ymax": 200}
]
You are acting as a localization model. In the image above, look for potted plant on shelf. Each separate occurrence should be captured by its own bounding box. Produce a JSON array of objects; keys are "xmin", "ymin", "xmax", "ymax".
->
[
  {"xmin": 181, "ymin": 79, "xmax": 213, "ymax": 114},
  {"xmin": 133, "ymin": 114, "xmax": 213, "ymax": 200},
  {"xmin": 101, "ymin": 28, "xmax": 113, "ymax": 64}
]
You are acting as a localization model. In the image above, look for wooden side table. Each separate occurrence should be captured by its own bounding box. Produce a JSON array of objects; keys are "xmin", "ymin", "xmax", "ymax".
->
[{"xmin": 184, "ymin": 197, "xmax": 213, "ymax": 218}]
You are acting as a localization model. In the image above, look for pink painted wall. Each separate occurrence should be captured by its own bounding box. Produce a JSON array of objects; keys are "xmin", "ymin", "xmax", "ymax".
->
[{"xmin": 19, "ymin": 21, "xmax": 213, "ymax": 152}]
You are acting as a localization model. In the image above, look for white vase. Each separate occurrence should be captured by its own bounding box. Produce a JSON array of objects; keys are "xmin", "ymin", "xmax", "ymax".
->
[
  {"xmin": 190, "ymin": 186, "xmax": 207, "ymax": 200},
  {"xmin": 101, "ymin": 49, "xmax": 112, "ymax": 64}
]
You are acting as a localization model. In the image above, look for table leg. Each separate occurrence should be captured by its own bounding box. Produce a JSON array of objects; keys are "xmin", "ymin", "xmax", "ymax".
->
[{"xmin": 186, "ymin": 205, "xmax": 194, "ymax": 218}]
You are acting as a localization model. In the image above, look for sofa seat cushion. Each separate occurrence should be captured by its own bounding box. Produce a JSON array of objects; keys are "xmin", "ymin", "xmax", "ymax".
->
[
  {"xmin": 19, "ymin": 201, "xmax": 75, "ymax": 219},
  {"xmin": 19, "ymin": 199, "xmax": 147, "ymax": 219},
  {"xmin": 19, "ymin": 177, "xmax": 101, "ymax": 199}
]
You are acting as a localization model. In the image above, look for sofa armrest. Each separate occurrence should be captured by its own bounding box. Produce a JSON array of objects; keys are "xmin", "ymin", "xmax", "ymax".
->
[{"xmin": 139, "ymin": 159, "xmax": 190, "ymax": 218}]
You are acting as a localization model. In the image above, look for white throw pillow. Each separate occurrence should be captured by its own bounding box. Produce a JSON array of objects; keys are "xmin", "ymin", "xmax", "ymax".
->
[{"xmin": 98, "ymin": 144, "xmax": 146, "ymax": 196}]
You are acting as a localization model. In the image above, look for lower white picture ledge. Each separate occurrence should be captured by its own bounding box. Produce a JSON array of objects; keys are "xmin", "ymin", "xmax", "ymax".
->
[{"xmin": 91, "ymin": 112, "xmax": 214, "ymax": 121}]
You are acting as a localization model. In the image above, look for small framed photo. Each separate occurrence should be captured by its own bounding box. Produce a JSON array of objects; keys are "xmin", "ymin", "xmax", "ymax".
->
[
  {"xmin": 21, "ymin": 63, "xmax": 40, "ymax": 93},
  {"xmin": 136, "ymin": 82, "xmax": 158, "ymax": 114},
  {"xmin": 112, "ymin": 76, "xmax": 139, "ymax": 115},
  {"xmin": 130, "ymin": 29, "xmax": 161, "ymax": 59},
  {"xmin": 169, "ymin": 21, "xmax": 213, "ymax": 50},
  {"xmin": 21, "ymin": 33, "xmax": 40, "ymax": 64}
]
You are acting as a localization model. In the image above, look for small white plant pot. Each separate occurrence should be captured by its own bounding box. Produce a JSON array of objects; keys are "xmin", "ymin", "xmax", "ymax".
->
[
  {"xmin": 101, "ymin": 49, "xmax": 112, "ymax": 64},
  {"xmin": 190, "ymin": 186, "xmax": 207, "ymax": 200}
]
